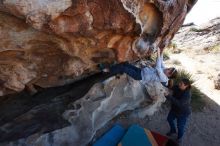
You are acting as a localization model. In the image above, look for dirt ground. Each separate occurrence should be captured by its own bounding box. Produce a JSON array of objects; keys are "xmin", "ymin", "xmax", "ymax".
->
[{"xmin": 93, "ymin": 97, "xmax": 220, "ymax": 146}]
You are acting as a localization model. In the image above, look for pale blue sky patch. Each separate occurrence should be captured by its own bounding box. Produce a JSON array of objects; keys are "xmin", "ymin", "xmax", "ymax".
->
[{"xmin": 184, "ymin": 0, "xmax": 220, "ymax": 25}]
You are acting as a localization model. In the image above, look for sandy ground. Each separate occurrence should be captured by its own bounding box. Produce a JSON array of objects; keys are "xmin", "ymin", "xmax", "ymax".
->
[{"xmin": 93, "ymin": 51, "xmax": 220, "ymax": 146}]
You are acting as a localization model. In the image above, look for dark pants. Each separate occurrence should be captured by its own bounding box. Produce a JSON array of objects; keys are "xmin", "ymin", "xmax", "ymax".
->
[
  {"xmin": 110, "ymin": 63, "xmax": 142, "ymax": 80},
  {"xmin": 167, "ymin": 111, "xmax": 189, "ymax": 139}
]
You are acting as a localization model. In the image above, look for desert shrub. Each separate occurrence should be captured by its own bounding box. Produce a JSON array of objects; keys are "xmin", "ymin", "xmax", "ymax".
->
[
  {"xmin": 204, "ymin": 45, "xmax": 220, "ymax": 53},
  {"xmin": 172, "ymin": 60, "xmax": 181, "ymax": 65},
  {"xmin": 168, "ymin": 42, "xmax": 177, "ymax": 49},
  {"xmin": 150, "ymin": 49, "xmax": 170, "ymax": 62},
  {"xmin": 190, "ymin": 27, "xmax": 203, "ymax": 32},
  {"xmin": 173, "ymin": 69, "xmax": 194, "ymax": 84},
  {"xmin": 167, "ymin": 42, "xmax": 182, "ymax": 54},
  {"xmin": 163, "ymin": 51, "xmax": 170, "ymax": 60}
]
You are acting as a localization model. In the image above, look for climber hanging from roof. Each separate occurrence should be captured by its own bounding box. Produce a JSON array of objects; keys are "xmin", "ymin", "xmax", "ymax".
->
[{"xmin": 99, "ymin": 48, "xmax": 177, "ymax": 88}]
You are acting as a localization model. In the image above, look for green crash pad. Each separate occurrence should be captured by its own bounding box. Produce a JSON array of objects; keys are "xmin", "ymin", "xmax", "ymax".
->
[{"xmin": 118, "ymin": 124, "xmax": 157, "ymax": 146}]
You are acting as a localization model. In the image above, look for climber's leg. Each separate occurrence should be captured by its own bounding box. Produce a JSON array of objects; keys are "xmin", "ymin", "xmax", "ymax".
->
[
  {"xmin": 109, "ymin": 63, "xmax": 142, "ymax": 80},
  {"xmin": 177, "ymin": 114, "xmax": 188, "ymax": 140},
  {"xmin": 167, "ymin": 111, "xmax": 177, "ymax": 134}
]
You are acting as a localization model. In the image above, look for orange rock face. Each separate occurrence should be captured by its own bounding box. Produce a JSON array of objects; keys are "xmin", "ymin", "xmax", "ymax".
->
[{"xmin": 0, "ymin": 0, "xmax": 197, "ymax": 95}]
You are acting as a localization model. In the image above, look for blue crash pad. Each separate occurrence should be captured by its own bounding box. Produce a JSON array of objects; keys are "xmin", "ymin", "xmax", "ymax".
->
[
  {"xmin": 119, "ymin": 124, "xmax": 153, "ymax": 146},
  {"xmin": 93, "ymin": 124, "xmax": 126, "ymax": 146}
]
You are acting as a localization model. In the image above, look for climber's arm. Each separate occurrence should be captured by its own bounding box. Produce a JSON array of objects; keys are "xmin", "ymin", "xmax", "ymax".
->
[
  {"xmin": 156, "ymin": 49, "xmax": 168, "ymax": 84},
  {"xmin": 161, "ymin": 53, "xmax": 166, "ymax": 69}
]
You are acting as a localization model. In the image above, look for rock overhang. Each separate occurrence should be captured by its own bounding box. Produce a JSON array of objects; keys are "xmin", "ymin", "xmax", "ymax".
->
[{"xmin": 0, "ymin": 0, "xmax": 197, "ymax": 95}]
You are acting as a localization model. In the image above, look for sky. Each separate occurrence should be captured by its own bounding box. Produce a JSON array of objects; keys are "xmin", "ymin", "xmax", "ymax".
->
[{"xmin": 184, "ymin": 0, "xmax": 220, "ymax": 25}]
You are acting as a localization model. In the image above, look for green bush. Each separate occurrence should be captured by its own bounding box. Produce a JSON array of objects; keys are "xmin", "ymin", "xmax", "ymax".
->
[{"xmin": 173, "ymin": 70, "xmax": 206, "ymax": 111}]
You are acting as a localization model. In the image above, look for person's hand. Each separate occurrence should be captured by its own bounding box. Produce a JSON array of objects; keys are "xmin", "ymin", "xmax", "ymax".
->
[
  {"xmin": 164, "ymin": 92, "xmax": 169, "ymax": 96},
  {"xmin": 157, "ymin": 47, "xmax": 165, "ymax": 61},
  {"xmin": 157, "ymin": 48, "xmax": 161, "ymax": 57},
  {"xmin": 164, "ymin": 92, "xmax": 172, "ymax": 100}
]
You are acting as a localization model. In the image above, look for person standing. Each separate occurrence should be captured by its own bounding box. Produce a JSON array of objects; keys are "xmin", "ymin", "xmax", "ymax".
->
[{"xmin": 165, "ymin": 78, "xmax": 192, "ymax": 144}]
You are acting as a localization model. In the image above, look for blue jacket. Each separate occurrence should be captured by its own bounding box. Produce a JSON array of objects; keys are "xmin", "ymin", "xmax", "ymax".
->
[{"xmin": 166, "ymin": 85, "xmax": 192, "ymax": 116}]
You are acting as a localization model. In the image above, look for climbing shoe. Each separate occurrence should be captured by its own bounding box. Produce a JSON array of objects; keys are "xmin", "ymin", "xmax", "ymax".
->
[{"xmin": 97, "ymin": 63, "xmax": 110, "ymax": 72}]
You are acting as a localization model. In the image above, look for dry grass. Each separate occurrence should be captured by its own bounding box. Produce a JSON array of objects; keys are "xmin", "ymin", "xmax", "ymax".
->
[
  {"xmin": 204, "ymin": 45, "xmax": 220, "ymax": 53},
  {"xmin": 150, "ymin": 50, "xmax": 170, "ymax": 62}
]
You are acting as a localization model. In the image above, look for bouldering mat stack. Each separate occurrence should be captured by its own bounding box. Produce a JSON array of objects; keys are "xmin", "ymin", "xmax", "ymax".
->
[{"xmin": 93, "ymin": 124, "xmax": 178, "ymax": 146}]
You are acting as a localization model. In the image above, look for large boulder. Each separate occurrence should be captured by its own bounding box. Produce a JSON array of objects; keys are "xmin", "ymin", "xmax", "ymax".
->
[
  {"xmin": 2, "ymin": 75, "xmax": 167, "ymax": 146},
  {"xmin": 0, "ymin": 0, "xmax": 197, "ymax": 95},
  {"xmin": 172, "ymin": 17, "xmax": 220, "ymax": 51}
]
